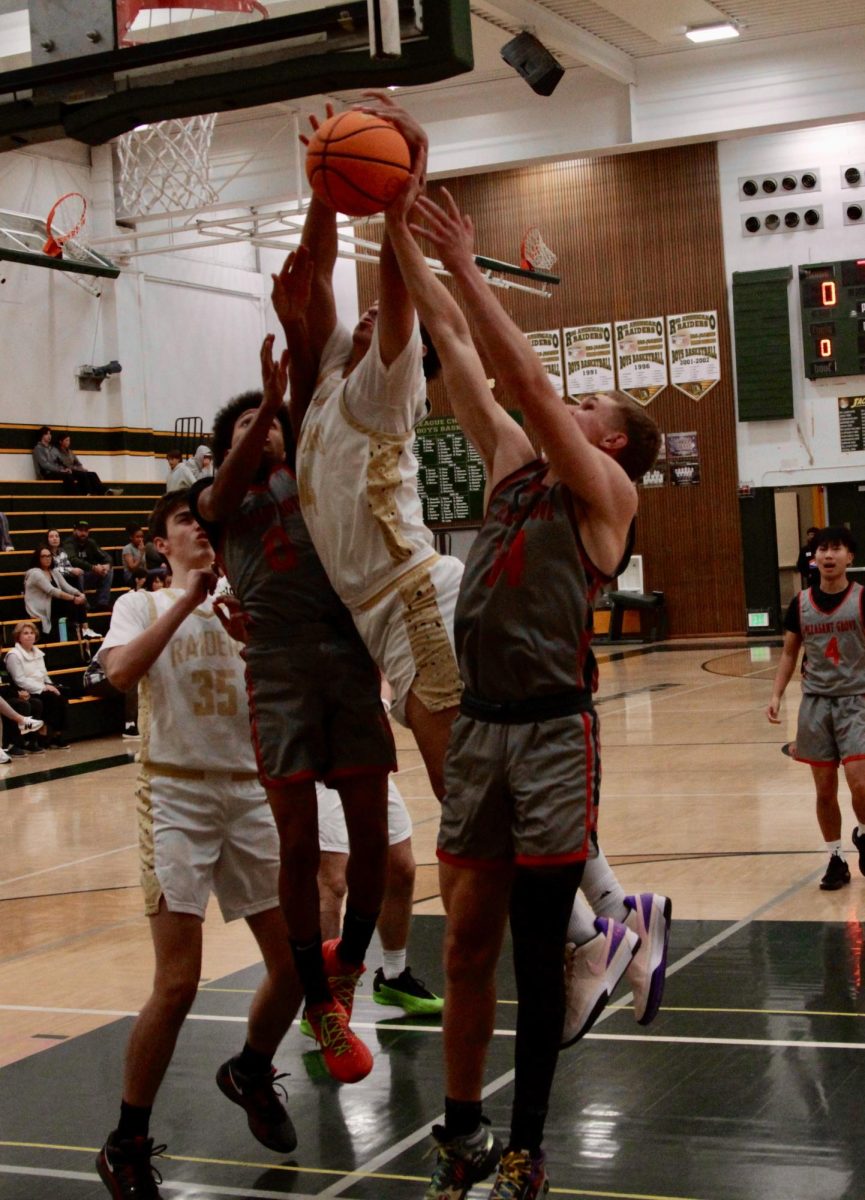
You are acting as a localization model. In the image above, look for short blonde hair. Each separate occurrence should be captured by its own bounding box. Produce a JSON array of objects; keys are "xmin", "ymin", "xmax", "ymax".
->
[{"xmin": 13, "ymin": 620, "xmax": 39, "ymax": 643}]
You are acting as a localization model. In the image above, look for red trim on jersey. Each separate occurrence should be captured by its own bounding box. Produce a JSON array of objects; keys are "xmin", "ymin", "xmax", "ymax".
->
[
  {"xmin": 806, "ymin": 581, "xmax": 854, "ymax": 617},
  {"xmin": 324, "ymin": 762, "xmax": 397, "ymax": 785},
  {"xmin": 484, "ymin": 457, "xmax": 545, "ymax": 513},
  {"xmin": 514, "ymin": 849, "xmax": 589, "ymax": 867},
  {"xmin": 436, "ymin": 848, "xmax": 513, "ymax": 870},
  {"xmin": 795, "ymin": 755, "xmax": 840, "ymax": 767},
  {"xmin": 841, "ymin": 753, "xmax": 865, "ymax": 764}
]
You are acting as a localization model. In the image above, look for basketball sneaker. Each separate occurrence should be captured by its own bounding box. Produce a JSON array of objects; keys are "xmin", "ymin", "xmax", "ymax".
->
[
  {"xmin": 304, "ymin": 997, "xmax": 373, "ymax": 1083},
  {"xmin": 623, "ymin": 893, "xmax": 672, "ymax": 1025},
  {"xmin": 820, "ymin": 853, "xmax": 851, "ymax": 891},
  {"xmin": 96, "ymin": 1132, "xmax": 165, "ymax": 1198},
  {"xmin": 215, "ymin": 1056, "xmax": 297, "ymax": 1152},
  {"xmin": 423, "ymin": 1120, "xmax": 502, "ymax": 1200},
  {"xmin": 488, "ymin": 1148, "xmax": 549, "ymax": 1199},
  {"xmin": 561, "ymin": 917, "xmax": 640, "ymax": 1047},
  {"xmin": 321, "ymin": 937, "xmax": 365, "ymax": 1020},
  {"xmin": 852, "ymin": 827, "xmax": 865, "ymax": 878},
  {"xmin": 373, "ymin": 966, "xmax": 444, "ymax": 1015}
]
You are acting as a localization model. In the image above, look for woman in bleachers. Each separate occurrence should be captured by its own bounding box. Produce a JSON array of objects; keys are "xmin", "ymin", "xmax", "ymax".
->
[
  {"xmin": 45, "ymin": 530, "xmax": 100, "ymax": 639},
  {"xmin": 24, "ymin": 546, "xmax": 88, "ymax": 641},
  {"xmin": 5, "ymin": 621, "xmax": 70, "ymax": 748}
]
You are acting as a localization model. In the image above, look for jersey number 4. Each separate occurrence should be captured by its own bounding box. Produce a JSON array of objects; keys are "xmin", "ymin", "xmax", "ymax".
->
[
  {"xmin": 263, "ymin": 526, "xmax": 297, "ymax": 572},
  {"xmin": 824, "ymin": 636, "xmax": 841, "ymax": 666}
]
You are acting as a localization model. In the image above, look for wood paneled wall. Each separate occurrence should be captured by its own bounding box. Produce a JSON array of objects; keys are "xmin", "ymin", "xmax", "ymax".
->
[{"xmin": 358, "ymin": 142, "xmax": 745, "ymax": 637}]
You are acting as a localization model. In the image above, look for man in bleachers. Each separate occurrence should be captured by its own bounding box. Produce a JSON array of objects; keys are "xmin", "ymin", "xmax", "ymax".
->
[{"xmin": 63, "ymin": 521, "xmax": 114, "ymax": 611}]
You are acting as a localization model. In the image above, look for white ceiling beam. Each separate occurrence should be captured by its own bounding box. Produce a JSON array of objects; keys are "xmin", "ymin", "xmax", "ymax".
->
[{"xmin": 478, "ymin": 0, "xmax": 636, "ymax": 85}]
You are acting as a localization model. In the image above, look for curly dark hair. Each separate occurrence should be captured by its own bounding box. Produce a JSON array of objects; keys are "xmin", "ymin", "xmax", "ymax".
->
[{"xmin": 210, "ymin": 390, "xmax": 294, "ymax": 470}]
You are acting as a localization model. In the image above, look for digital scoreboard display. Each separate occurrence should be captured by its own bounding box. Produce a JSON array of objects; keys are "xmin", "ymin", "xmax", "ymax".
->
[{"xmin": 799, "ymin": 259, "xmax": 865, "ymax": 380}]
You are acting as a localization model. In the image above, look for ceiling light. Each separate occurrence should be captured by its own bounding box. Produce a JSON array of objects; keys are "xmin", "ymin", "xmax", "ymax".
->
[{"xmin": 685, "ymin": 22, "xmax": 740, "ymax": 43}]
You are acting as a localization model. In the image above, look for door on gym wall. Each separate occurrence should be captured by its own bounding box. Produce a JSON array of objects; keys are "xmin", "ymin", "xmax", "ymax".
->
[{"xmin": 824, "ymin": 483, "xmax": 865, "ymax": 550}]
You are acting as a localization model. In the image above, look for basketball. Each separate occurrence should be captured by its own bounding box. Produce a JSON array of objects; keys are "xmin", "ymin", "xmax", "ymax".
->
[{"xmin": 305, "ymin": 111, "xmax": 411, "ymax": 218}]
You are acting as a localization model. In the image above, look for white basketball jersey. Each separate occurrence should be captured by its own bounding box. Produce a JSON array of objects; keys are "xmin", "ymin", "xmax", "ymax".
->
[{"xmin": 100, "ymin": 589, "xmax": 257, "ymax": 773}]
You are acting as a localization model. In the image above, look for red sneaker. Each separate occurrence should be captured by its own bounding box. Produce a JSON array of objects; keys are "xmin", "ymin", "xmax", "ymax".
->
[
  {"xmin": 321, "ymin": 938, "xmax": 365, "ymax": 1020},
  {"xmin": 304, "ymin": 998, "xmax": 373, "ymax": 1084}
]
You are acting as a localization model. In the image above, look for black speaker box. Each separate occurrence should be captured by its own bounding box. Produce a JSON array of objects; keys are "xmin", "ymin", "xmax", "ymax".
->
[{"xmin": 500, "ymin": 32, "xmax": 564, "ymax": 97}]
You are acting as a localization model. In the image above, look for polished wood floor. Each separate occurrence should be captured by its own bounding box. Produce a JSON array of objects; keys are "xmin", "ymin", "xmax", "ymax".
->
[{"xmin": 2, "ymin": 641, "xmax": 865, "ymax": 1199}]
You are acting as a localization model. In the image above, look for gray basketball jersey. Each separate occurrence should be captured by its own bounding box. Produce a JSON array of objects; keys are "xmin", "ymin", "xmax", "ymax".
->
[
  {"xmin": 454, "ymin": 459, "xmax": 609, "ymax": 703},
  {"xmin": 800, "ymin": 582, "xmax": 865, "ymax": 695},
  {"xmin": 191, "ymin": 466, "xmax": 354, "ymax": 642}
]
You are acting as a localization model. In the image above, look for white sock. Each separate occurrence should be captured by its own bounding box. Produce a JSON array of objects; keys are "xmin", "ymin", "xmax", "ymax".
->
[
  {"xmin": 581, "ymin": 844, "xmax": 629, "ymax": 923},
  {"xmin": 381, "ymin": 949, "xmax": 406, "ymax": 980},
  {"xmin": 567, "ymin": 893, "xmax": 600, "ymax": 947},
  {"xmin": 825, "ymin": 840, "xmax": 843, "ymax": 858}
]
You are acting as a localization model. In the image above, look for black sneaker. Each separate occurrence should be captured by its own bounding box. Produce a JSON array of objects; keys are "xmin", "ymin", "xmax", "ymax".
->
[
  {"xmin": 820, "ymin": 854, "xmax": 851, "ymax": 891},
  {"xmin": 123, "ymin": 722, "xmax": 140, "ymax": 739},
  {"xmin": 423, "ymin": 1121, "xmax": 502, "ymax": 1200},
  {"xmin": 373, "ymin": 966, "xmax": 444, "ymax": 1015},
  {"xmin": 96, "ymin": 1132, "xmax": 165, "ymax": 1198},
  {"xmin": 853, "ymin": 828, "xmax": 865, "ymax": 878},
  {"xmin": 216, "ymin": 1056, "xmax": 297, "ymax": 1152},
  {"xmin": 5, "ymin": 745, "xmax": 28, "ymax": 758}
]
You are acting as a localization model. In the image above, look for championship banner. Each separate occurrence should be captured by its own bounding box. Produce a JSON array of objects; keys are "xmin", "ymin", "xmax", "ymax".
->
[
  {"xmin": 526, "ymin": 329, "xmax": 565, "ymax": 396},
  {"xmin": 614, "ymin": 318, "xmax": 668, "ymax": 405},
  {"xmin": 667, "ymin": 311, "xmax": 721, "ymax": 400},
  {"xmin": 563, "ymin": 323, "xmax": 615, "ymax": 396}
]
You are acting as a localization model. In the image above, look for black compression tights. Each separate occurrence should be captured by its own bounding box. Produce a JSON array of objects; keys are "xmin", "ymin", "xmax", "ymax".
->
[{"xmin": 509, "ymin": 861, "xmax": 584, "ymax": 1155}]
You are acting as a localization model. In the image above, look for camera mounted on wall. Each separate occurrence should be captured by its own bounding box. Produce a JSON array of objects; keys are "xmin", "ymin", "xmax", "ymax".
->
[{"xmin": 75, "ymin": 360, "xmax": 122, "ymax": 391}]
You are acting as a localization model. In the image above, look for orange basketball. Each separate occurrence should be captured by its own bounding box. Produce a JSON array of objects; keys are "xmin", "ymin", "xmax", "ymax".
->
[{"xmin": 305, "ymin": 111, "xmax": 411, "ymax": 218}]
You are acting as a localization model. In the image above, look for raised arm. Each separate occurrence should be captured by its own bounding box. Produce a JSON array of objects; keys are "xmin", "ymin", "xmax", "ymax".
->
[
  {"xmin": 298, "ymin": 101, "xmax": 340, "ymax": 361},
  {"xmin": 101, "ymin": 570, "xmax": 216, "ymax": 692},
  {"xmin": 196, "ymin": 335, "xmax": 288, "ymax": 524},
  {"xmin": 412, "ymin": 188, "xmax": 636, "ymax": 528},
  {"xmin": 270, "ymin": 246, "xmax": 316, "ymax": 439},
  {"xmin": 383, "ymin": 152, "xmax": 532, "ymax": 492}
]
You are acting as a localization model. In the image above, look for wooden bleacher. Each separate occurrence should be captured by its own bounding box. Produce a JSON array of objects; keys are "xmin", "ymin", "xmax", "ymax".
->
[{"xmin": 0, "ymin": 479, "xmax": 163, "ymax": 742}]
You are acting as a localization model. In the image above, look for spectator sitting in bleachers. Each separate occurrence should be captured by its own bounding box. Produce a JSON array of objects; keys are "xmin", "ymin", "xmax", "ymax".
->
[
  {"xmin": 0, "ymin": 512, "xmax": 13, "ymax": 551},
  {"xmin": 164, "ymin": 448, "xmax": 197, "ymax": 493},
  {"xmin": 45, "ymin": 529, "xmax": 100, "ymax": 639},
  {"xmin": 192, "ymin": 444, "xmax": 214, "ymax": 478},
  {"xmin": 54, "ymin": 433, "xmax": 115, "ymax": 496},
  {"xmin": 122, "ymin": 524, "xmax": 167, "ymax": 590},
  {"xmin": 63, "ymin": 520, "xmax": 113, "ymax": 611},
  {"xmin": 32, "ymin": 426, "xmax": 84, "ymax": 494},
  {"xmin": 24, "ymin": 546, "xmax": 91, "ymax": 640},
  {"xmin": 5, "ymin": 620, "xmax": 70, "ymax": 749},
  {"xmin": 0, "ymin": 675, "xmax": 43, "ymax": 758}
]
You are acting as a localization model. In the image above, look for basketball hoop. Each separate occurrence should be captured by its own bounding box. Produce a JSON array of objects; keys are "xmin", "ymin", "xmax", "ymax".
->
[
  {"xmin": 115, "ymin": 114, "xmax": 219, "ymax": 216},
  {"xmin": 520, "ymin": 226, "xmax": 558, "ymax": 273},
  {"xmin": 116, "ymin": 0, "xmax": 269, "ymax": 46},
  {"xmin": 43, "ymin": 192, "xmax": 87, "ymax": 258}
]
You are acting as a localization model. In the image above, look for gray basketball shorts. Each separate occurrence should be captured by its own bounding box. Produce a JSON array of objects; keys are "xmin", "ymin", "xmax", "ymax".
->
[
  {"xmin": 243, "ymin": 632, "xmax": 396, "ymax": 787},
  {"xmin": 437, "ymin": 709, "xmax": 600, "ymax": 867},
  {"xmin": 796, "ymin": 692, "xmax": 865, "ymax": 765}
]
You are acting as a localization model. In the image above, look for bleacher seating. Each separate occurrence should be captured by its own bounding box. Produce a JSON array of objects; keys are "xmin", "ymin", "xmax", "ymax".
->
[{"xmin": 0, "ymin": 479, "xmax": 163, "ymax": 742}]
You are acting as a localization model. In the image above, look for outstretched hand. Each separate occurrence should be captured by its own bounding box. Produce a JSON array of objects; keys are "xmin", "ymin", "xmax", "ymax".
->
[
  {"xmin": 355, "ymin": 89, "xmax": 428, "ymax": 167},
  {"xmin": 271, "ymin": 245, "xmax": 313, "ymax": 330},
  {"xmin": 260, "ymin": 334, "xmax": 290, "ymax": 415},
  {"xmin": 410, "ymin": 188, "xmax": 476, "ymax": 276},
  {"xmin": 299, "ymin": 101, "xmax": 334, "ymax": 147}
]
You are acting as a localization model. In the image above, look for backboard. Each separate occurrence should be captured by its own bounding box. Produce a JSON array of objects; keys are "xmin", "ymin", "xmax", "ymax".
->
[
  {"xmin": 0, "ymin": 0, "xmax": 473, "ymax": 151},
  {"xmin": 0, "ymin": 208, "xmax": 120, "ymax": 278}
]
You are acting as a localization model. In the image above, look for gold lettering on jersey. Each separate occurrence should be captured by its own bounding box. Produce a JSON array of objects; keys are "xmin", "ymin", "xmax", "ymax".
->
[{"xmin": 170, "ymin": 625, "xmax": 236, "ymax": 667}]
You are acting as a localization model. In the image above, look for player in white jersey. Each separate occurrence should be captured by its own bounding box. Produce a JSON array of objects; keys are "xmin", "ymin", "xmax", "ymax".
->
[
  {"xmin": 95, "ymin": 490, "xmax": 302, "ymax": 1200},
  {"xmin": 768, "ymin": 526, "xmax": 865, "ymax": 891},
  {"xmin": 274, "ymin": 97, "xmax": 463, "ymax": 800}
]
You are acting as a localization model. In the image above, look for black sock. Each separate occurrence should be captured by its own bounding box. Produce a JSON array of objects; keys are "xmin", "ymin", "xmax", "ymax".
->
[
  {"xmin": 444, "ymin": 1097, "xmax": 482, "ymax": 1141},
  {"xmin": 117, "ymin": 1100, "xmax": 151, "ymax": 1141},
  {"xmin": 290, "ymin": 934, "xmax": 332, "ymax": 1007},
  {"xmin": 236, "ymin": 1040, "xmax": 273, "ymax": 1076},
  {"xmin": 338, "ymin": 905, "xmax": 379, "ymax": 967}
]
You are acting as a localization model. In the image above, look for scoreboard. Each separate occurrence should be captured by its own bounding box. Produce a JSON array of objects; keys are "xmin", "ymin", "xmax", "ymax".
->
[{"xmin": 799, "ymin": 259, "xmax": 865, "ymax": 380}]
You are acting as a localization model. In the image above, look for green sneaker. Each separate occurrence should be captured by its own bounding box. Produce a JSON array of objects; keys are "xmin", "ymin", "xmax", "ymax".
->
[{"xmin": 373, "ymin": 966, "xmax": 444, "ymax": 1015}]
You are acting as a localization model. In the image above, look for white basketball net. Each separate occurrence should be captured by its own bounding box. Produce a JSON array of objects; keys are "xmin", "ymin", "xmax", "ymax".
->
[
  {"xmin": 115, "ymin": 114, "xmax": 219, "ymax": 216},
  {"xmin": 521, "ymin": 226, "xmax": 558, "ymax": 272}
]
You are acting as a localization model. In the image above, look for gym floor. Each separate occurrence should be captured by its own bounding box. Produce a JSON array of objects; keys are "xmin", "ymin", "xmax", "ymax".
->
[{"xmin": 2, "ymin": 641, "xmax": 864, "ymax": 1199}]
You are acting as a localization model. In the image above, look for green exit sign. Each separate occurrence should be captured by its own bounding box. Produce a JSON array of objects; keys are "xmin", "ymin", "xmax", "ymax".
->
[{"xmin": 747, "ymin": 610, "xmax": 770, "ymax": 628}]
